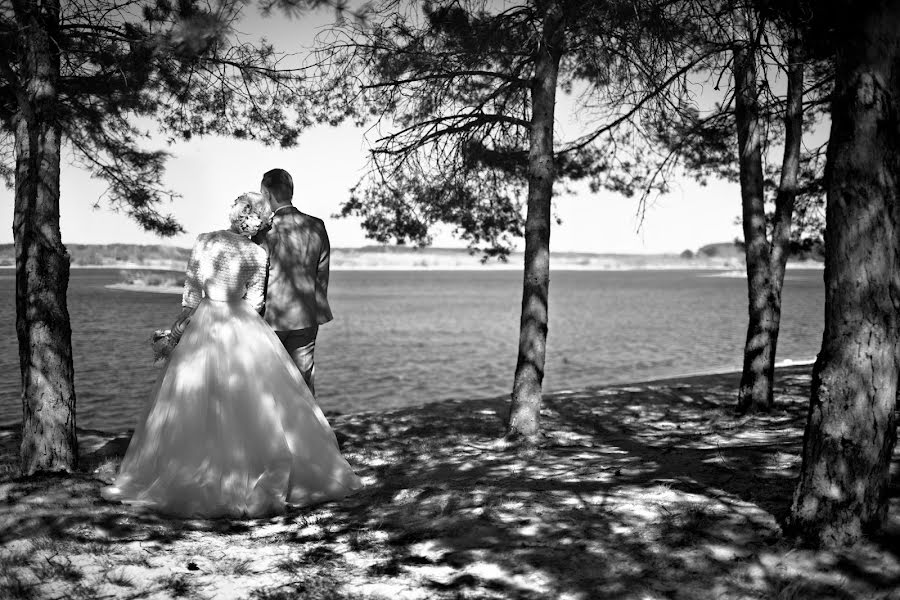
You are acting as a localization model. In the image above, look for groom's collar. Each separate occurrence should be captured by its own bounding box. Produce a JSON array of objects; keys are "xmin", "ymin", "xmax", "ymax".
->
[{"xmin": 271, "ymin": 205, "xmax": 297, "ymax": 218}]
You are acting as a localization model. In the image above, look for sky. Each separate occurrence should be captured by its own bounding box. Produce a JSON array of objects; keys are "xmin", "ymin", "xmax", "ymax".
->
[{"xmin": 0, "ymin": 4, "xmax": 745, "ymax": 254}]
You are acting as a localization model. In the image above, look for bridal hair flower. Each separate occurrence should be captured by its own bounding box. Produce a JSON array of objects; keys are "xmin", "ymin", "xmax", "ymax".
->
[{"xmin": 229, "ymin": 192, "xmax": 269, "ymax": 237}]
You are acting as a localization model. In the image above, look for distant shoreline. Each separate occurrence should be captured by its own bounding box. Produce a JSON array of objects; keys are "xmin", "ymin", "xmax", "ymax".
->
[
  {"xmin": 103, "ymin": 265, "xmax": 823, "ymax": 297},
  {"xmin": 105, "ymin": 282, "xmax": 184, "ymax": 294},
  {"xmin": 1, "ymin": 261, "xmax": 825, "ymax": 272},
  {"xmin": 0, "ymin": 263, "xmax": 186, "ymax": 271},
  {"xmin": 0, "ymin": 241, "xmax": 826, "ymax": 272},
  {"xmin": 0, "ymin": 239, "xmax": 830, "ymax": 280}
]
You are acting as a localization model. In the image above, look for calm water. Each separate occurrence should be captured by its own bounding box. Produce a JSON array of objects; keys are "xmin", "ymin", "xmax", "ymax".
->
[{"xmin": 0, "ymin": 268, "xmax": 824, "ymax": 431}]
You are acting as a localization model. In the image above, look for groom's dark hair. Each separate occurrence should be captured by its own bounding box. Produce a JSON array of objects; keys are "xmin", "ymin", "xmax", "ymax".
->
[{"xmin": 262, "ymin": 168, "xmax": 294, "ymax": 203}]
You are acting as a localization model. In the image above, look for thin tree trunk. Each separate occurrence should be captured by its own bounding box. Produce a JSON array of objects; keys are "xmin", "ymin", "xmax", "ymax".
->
[
  {"xmin": 733, "ymin": 37, "xmax": 770, "ymax": 413},
  {"xmin": 13, "ymin": 0, "xmax": 78, "ymax": 474},
  {"xmin": 789, "ymin": 0, "xmax": 900, "ymax": 548},
  {"xmin": 506, "ymin": 3, "xmax": 563, "ymax": 444},
  {"xmin": 736, "ymin": 30, "xmax": 805, "ymax": 414},
  {"xmin": 734, "ymin": 38, "xmax": 775, "ymax": 414},
  {"xmin": 765, "ymin": 32, "xmax": 804, "ymax": 394}
]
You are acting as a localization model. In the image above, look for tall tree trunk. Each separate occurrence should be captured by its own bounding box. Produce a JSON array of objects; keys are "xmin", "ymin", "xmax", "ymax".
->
[
  {"xmin": 734, "ymin": 39, "xmax": 774, "ymax": 414},
  {"xmin": 736, "ymin": 31, "xmax": 805, "ymax": 414},
  {"xmin": 506, "ymin": 3, "xmax": 563, "ymax": 444},
  {"xmin": 13, "ymin": 0, "xmax": 78, "ymax": 474},
  {"xmin": 764, "ymin": 33, "xmax": 804, "ymax": 396},
  {"xmin": 789, "ymin": 0, "xmax": 900, "ymax": 548}
]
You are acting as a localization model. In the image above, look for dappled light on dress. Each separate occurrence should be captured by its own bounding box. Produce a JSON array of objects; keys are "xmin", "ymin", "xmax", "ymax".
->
[
  {"xmin": 102, "ymin": 298, "xmax": 362, "ymax": 518},
  {"xmin": 101, "ymin": 229, "xmax": 361, "ymax": 518}
]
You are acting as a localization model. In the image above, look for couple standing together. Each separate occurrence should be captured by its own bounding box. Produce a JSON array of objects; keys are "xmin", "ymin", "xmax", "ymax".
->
[{"xmin": 102, "ymin": 169, "xmax": 363, "ymax": 519}]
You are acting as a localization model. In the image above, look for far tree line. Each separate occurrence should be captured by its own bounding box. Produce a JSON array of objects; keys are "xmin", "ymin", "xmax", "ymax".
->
[{"xmin": 2, "ymin": 0, "xmax": 897, "ymax": 550}]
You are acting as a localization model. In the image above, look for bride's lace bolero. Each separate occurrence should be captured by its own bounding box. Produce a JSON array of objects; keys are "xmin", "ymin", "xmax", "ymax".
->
[{"xmin": 181, "ymin": 230, "xmax": 269, "ymax": 312}]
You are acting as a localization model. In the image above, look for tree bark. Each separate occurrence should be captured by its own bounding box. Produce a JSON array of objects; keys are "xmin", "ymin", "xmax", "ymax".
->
[
  {"xmin": 13, "ymin": 0, "xmax": 78, "ymax": 474},
  {"xmin": 736, "ymin": 31, "xmax": 804, "ymax": 414},
  {"xmin": 789, "ymin": 0, "xmax": 900, "ymax": 548},
  {"xmin": 506, "ymin": 2, "xmax": 563, "ymax": 444}
]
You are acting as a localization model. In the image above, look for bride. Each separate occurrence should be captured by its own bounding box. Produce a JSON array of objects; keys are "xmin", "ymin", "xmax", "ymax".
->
[{"xmin": 102, "ymin": 193, "xmax": 362, "ymax": 518}]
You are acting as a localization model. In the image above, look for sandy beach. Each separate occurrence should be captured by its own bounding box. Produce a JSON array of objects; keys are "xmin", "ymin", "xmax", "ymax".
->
[{"xmin": 1, "ymin": 364, "xmax": 897, "ymax": 600}]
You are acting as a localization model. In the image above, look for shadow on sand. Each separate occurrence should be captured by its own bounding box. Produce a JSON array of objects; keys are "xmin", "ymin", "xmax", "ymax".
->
[{"xmin": 1, "ymin": 364, "xmax": 898, "ymax": 599}]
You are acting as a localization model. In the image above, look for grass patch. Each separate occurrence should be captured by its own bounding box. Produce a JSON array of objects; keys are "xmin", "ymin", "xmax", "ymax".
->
[
  {"xmin": 68, "ymin": 582, "xmax": 103, "ymax": 600},
  {"xmin": 28, "ymin": 536, "xmax": 81, "ymax": 555},
  {"xmin": 251, "ymin": 576, "xmax": 352, "ymax": 600},
  {"xmin": 348, "ymin": 527, "xmax": 378, "ymax": 551},
  {"xmin": 658, "ymin": 503, "xmax": 718, "ymax": 548},
  {"xmin": 0, "ymin": 575, "xmax": 36, "ymax": 600},
  {"xmin": 157, "ymin": 573, "xmax": 193, "ymax": 598},
  {"xmin": 275, "ymin": 556, "xmax": 306, "ymax": 574},
  {"xmin": 105, "ymin": 568, "xmax": 135, "ymax": 588},
  {"xmin": 83, "ymin": 541, "xmax": 116, "ymax": 556},
  {"xmin": 120, "ymin": 551, "xmax": 153, "ymax": 569},
  {"xmin": 302, "ymin": 546, "xmax": 342, "ymax": 565},
  {"xmin": 218, "ymin": 557, "xmax": 254, "ymax": 576},
  {"xmin": 35, "ymin": 556, "xmax": 84, "ymax": 583},
  {"xmin": 0, "ymin": 551, "xmax": 31, "ymax": 570}
]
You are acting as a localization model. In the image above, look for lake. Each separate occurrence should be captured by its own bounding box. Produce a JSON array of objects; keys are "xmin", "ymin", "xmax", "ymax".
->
[{"xmin": 0, "ymin": 268, "xmax": 824, "ymax": 431}]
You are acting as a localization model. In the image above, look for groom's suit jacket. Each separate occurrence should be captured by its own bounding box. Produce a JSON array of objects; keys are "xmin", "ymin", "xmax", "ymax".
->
[{"xmin": 258, "ymin": 205, "xmax": 334, "ymax": 331}]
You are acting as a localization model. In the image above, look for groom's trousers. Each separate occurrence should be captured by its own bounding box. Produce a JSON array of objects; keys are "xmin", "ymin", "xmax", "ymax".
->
[{"xmin": 276, "ymin": 326, "xmax": 318, "ymax": 396}]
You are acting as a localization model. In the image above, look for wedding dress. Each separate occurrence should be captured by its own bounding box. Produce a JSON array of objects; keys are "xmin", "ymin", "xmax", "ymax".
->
[{"xmin": 102, "ymin": 230, "xmax": 362, "ymax": 518}]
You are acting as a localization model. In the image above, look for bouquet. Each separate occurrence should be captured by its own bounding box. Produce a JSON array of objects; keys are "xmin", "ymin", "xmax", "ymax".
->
[
  {"xmin": 151, "ymin": 309, "xmax": 192, "ymax": 362},
  {"xmin": 150, "ymin": 329, "xmax": 179, "ymax": 362},
  {"xmin": 150, "ymin": 323, "xmax": 186, "ymax": 362}
]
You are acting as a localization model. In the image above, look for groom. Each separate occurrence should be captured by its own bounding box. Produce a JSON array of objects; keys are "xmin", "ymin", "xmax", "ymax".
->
[{"xmin": 256, "ymin": 168, "xmax": 334, "ymax": 395}]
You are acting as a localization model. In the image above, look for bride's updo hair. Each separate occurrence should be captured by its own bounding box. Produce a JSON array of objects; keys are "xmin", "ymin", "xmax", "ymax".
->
[{"xmin": 229, "ymin": 192, "xmax": 269, "ymax": 237}]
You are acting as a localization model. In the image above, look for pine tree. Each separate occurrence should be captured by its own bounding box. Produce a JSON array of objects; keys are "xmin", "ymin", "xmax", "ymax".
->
[
  {"xmin": 1, "ymin": 0, "xmax": 324, "ymax": 473},
  {"xmin": 789, "ymin": 0, "xmax": 900, "ymax": 548},
  {"xmin": 318, "ymin": 0, "xmax": 707, "ymax": 443}
]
